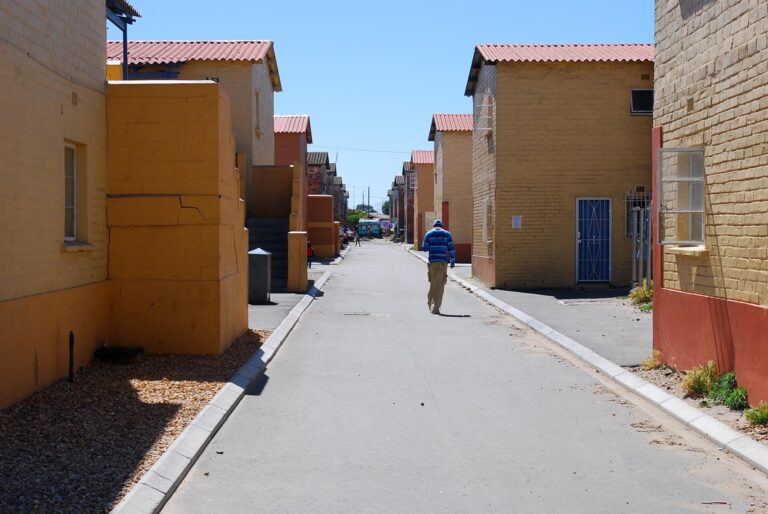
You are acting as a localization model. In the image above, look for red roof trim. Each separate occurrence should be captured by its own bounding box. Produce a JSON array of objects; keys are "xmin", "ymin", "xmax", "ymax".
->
[
  {"xmin": 274, "ymin": 115, "xmax": 312, "ymax": 143},
  {"xmin": 429, "ymin": 113, "xmax": 473, "ymax": 141},
  {"xmin": 106, "ymin": 40, "xmax": 282, "ymax": 91},
  {"xmin": 411, "ymin": 150, "xmax": 434, "ymax": 165},
  {"xmin": 465, "ymin": 43, "xmax": 654, "ymax": 96}
]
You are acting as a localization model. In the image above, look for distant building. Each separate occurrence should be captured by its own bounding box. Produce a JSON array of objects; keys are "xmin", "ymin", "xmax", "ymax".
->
[
  {"xmin": 411, "ymin": 150, "xmax": 435, "ymax": 249},
  {"xmin": 307, "ymin": 151, "xmax": 330, "ymax": 194},
  {"xmin": 465, "ymin": 43, "xmax": 654, "ymax": 288},
  {"xmin": 402, "ymin": 161, "xmax": 416, "ymax": 244},
  {"xmin": 429, "ymin": 114, "xmax": 473, "ymax": 262}
]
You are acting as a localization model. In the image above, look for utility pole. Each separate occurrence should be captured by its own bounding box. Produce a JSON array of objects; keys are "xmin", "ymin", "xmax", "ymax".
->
[{"xmin": 367, "ymin": 187, "xmax": 370, "ymax": 213}]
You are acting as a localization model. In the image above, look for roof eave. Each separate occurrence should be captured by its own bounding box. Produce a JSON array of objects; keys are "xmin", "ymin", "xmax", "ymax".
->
[
  {"xmin": 465, "ymin": 46, "xmax": 489, "ymax": 97},
  {"xmin": 265, "ymin": 45, "xmax": 282, "ymax": 93},
  {"xmin": 428, "ymin": 117, "xmax": 437, "ymax": 142}
]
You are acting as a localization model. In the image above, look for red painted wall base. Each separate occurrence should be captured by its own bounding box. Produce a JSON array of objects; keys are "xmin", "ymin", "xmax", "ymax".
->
[
  {"xmin": 472, "ymin": 255, "xmax": 495, "ymax": 286},
  {"xmin": 655, "ymin": 287, "xmax": 768, "ymax": 403},
  {"xmin": 454, "ymin": 244, "xmax": 471, "ymax": 263}
]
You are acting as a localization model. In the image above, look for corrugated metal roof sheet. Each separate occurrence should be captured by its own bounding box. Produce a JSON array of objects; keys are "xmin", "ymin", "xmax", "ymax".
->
[
  {"xmin": 411, "ymin": 150, "xmax": 434, "ymax": 165},
  {"xmin": 394, "ymin": 176, "xmax": 405, "ymax": 186},
  {"xmin": 307, "ymin": 152, "xmax": 329, "ymax": 166},
  {"xmin": 274, "ymin": 115, "xmax": 312, "ymax": 143},
  {"xmin": 465, "ymin": 43, "xmax": 654, "ymax": 96},
  {"xmin": 106, "ymin": 40, "xmax": 282, "ymax": 91},
  {"xmin": 429, "ymin": 113, "xmax": 472, "ymax": 141},
  {"xmin": 107, "ymin": 0, "xmax": 140, "ymax": 17},
  {"xmin": 402, "ymin": 161, "xmax": 415, "ymax": 173},
  {"xmin": 477, "ymin": 44, "xmax": 654, "ymax": 63},
  {"xmin": 329, "ymin": 163, "xmax": 337, "ymax": 174},
  {"xmin": 333, "ymin": 176, "xmax": 343, "ymax": 186},
  {"xmin": 107, "ymin": 40, "xmax": 274, "ymax": 65}
]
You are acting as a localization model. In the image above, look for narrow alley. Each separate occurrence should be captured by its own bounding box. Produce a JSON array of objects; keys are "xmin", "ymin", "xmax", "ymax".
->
[{"xmin": 163, "ymin": 242, "xmax": 768, "ymax": 513}]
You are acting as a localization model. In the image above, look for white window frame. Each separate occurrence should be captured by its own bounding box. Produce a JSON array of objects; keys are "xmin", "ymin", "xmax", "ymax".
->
[
  {"xmin": 657, "ymin": 147, "xmax": 705, "ymax": 245},
  {"xmin": 476, "ymin": 93, "xmax": 494, "ymax": 134},
  {"xmin": 630, "ymin": 88, "xmax": 654, "ymax": 115},
  {"xmin": 64, "ymin": 144, "xmax": 77, "ymax": 242}
]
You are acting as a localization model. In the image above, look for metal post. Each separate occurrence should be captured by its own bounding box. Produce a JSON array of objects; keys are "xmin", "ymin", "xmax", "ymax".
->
[
  {"xmin": 645, "ymin": 206, "xmax": 653, "ymax": 285},
  {"xmin": 122, "ymin": 25, "xmax": 129, "ymax": 80},
  {"xmin": 68, "ymin": 331, "xmax": 75, "ymax": 383},
  {"xmin": 631, "ymin": 208, "xmax": 638, "ymax": 286}
]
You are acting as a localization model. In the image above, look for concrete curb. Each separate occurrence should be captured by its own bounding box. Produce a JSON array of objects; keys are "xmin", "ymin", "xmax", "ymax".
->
[
  {"xmin": 112, "ymin": 271, "xmax": 333, "ymax": 514},
  {"xmin": 408, "ymin": 249, "xmax": 768, "ymax": 475}
]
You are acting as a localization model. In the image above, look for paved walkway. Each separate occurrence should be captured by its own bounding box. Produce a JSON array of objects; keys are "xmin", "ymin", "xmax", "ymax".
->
[
  {"xmin": 452, "ymin": 265, "xmax": 651, "ymax": 366},
  {"xmin": 163, "ymin": 241, "xmax": 767, "ymax": 513}
]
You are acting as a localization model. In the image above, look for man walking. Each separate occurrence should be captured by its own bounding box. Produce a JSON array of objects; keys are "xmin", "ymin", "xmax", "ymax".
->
[{"xmin": 421, "ymin": 219, "xmax": 455, "ymax": 314}]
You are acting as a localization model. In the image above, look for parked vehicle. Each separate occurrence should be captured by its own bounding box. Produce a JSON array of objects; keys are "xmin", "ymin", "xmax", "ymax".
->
[{"xmin": 358, "ymin": 219, "xmax": 382, "ymax": 238}]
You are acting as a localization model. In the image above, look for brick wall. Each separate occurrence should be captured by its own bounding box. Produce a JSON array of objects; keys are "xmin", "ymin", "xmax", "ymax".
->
[
  {"xmin": 0, "ymin": 0, "xmax": 108, "ymax": 301},
  {"xmin": 471, "ymin": 64, "xmax": 497, "ymax": 283},
  {"xmin": 655, "ymin": 0, "xmax": 768, "ymax": 306},
  {"xmin": 414, "ymin": 162, "xmax": 434, "ymax": 248},
  {"xmin": 488, "ymin": 60, "xmax": 652, "ymax": 288},
  {"xmin": 434, "ymin": 131, "xmax": 473, "ymax": 257}
]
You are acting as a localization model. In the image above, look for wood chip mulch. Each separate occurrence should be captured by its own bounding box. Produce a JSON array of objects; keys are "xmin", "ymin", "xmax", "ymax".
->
[{"xmin": 0, "ymin": 329, "xmax": 270, "ymax": 514}]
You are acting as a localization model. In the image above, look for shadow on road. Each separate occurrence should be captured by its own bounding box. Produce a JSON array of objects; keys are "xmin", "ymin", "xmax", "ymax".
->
[{"xmin": 437, "ymin": 313, "xmax": 471, "ymax": 318}]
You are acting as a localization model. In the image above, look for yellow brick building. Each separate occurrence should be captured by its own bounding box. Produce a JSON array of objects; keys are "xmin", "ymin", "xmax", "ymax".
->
[
  {"xmin": 429, "ymin": 114, "xmax": 473, "ymax": 262},
  {"xmin": 465, "ymin": 44, "xmax": 655, "ymax": 288},
  {"xmin": 411, "ymin": 150, "xmax": 435, "ymax": 249},
  {"xmin": 653, "ymin": 0, "xmax": 768, "ymax": 401},
  {"xmin": 0, "ymin": 2, "xmax": 248, "ymax": 409}
]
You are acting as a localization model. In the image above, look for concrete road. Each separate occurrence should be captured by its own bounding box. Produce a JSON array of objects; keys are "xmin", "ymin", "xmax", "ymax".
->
[
  {"xmin": 164, "ymin": 241, "xmax": 768, "ymax": 513},
  {"xmin": 451, "ymin": 265, "xmax": 651, "ymax": 366}
]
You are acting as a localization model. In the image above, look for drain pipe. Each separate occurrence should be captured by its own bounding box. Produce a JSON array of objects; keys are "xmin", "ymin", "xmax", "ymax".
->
[{"xmin": 68, "ymin": 331, "xmax": 74, "ymax": 383}]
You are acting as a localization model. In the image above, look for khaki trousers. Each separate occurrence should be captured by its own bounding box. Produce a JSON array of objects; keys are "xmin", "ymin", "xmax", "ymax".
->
[{"xmin": 427, "ymin": 262, "xmax": 448, "ymax": 311}]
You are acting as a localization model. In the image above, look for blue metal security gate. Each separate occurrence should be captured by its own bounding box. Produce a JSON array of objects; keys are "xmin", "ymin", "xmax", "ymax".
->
[{"xmin": 576, "ymin": 198, "xmax": 612, "ymax": 283}]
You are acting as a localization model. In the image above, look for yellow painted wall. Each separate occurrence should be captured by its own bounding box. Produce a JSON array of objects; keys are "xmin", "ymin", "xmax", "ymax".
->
[
  {"xmin": 655, "ymin": 0, "xmax": 768, "ymax": 306},
  {"xmin": 106, "ymin": 81, "xmax": 248, "ymax": 354},
  {"xmin": 0, "ymin": 0, "xmax": 110, "ymax": 408},
  {"xmin": 478, "ymin": 60, "xmax": 653, "ymax": 288},
  {"xmin": 307, "ymin": 195, "xmax": 336, "ymax": 258},
  {"xmin": 249, "ymin": 165, "xmax": 294, "ymax": 219},
  {"xmin": 176, "ymin": 60, "xmax": 275, "ymax": 173}
]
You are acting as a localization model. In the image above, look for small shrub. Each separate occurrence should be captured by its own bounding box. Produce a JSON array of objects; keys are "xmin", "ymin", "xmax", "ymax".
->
[
  {"xmin": 724, "ymin": 387, "xmax": 748, "ymax": 410},
  {"xmin": 709, "ymin": 371, "xmax": 737, "ymax": 404},
  {"xmin": 629, "ymin": 280, "xmax": 653, "ymax": 305},
  {"xmin": 638, "ymin": 302, "xmax": 653, "ymax": 312},
  {"xmin": 682, "ymin": 361, "xmax": 718, "ymax": 398},
  {"xmin": 641, "ymin": 349, "xmax": 666, "ymax": 370},
  {"xmin": 746, "ymin": 402, "xmax": 768, "ymax": 425}
]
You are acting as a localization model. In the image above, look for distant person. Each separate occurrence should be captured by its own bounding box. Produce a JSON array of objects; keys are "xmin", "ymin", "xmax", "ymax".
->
[
  {"xmin": 421, "ymin": 219, "xmax": 455, "ymax": 315},
  {"xmin": 307, "ymin": 240, "xmax": 315, "ymax": 268},
  {"xmin": 354, "ymin": 230, "xmax": 361, "ymax": 246}
]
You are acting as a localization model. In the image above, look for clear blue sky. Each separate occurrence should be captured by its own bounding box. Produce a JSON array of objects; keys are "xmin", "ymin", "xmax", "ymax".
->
[{"xmin": 110, "ymin": 0, "xmax": 654, "ymax": 211}]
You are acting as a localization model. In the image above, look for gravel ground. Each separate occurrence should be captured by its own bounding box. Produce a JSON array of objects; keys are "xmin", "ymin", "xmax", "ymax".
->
[
  {"xmin": 0, "ymin": 329, "xmax": 269, "ymax": 514},
  {"xmin": 631, "ymin": 366, "xmax": 768, "ymax": 443}
]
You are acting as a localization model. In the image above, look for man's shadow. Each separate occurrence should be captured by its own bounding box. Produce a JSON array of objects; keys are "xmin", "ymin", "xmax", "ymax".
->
[{"xmin": 437, "ymin": 313, "xmax": 471, "ymax": 318}]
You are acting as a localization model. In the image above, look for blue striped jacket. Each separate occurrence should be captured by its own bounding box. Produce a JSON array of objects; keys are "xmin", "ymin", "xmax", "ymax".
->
[{"xmin": 421, "ymin": 227, "xmax": 456, "ymax": 264}]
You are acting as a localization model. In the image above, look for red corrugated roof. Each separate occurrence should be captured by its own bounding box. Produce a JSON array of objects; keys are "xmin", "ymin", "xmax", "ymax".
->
[
  {"xmin": 466, "ymin": 43, "xmax": 654, "ymax": 96},
  {"xmin": 106, "ymin": 40, "xmax": 282, "ymax": 91},
  {"xmin": 429, "ymin": 114, "xmax": 472, "ymax": 141},
  {"xmin": 477, "ymin": 44, "xmax": 654, "ymax": 63},
  {"xmin": 107, "ymin": 40, "xmax": 273, "ymax": 65},
  {"xmin": 274, "ymin": 115, "xmax": 312, "ymax": 143},
  {"xmin": 411, "ymin": 150, "xmax": 434, "ymax": 165}
]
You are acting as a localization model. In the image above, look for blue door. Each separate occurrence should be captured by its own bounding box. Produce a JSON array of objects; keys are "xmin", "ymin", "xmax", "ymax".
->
[{"xmin": 577, "ymin": 198, "xmax": 611, "ymax": 283}]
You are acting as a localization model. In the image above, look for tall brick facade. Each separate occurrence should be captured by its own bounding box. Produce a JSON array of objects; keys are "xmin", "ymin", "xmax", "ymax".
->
[
  {"xmin": 431, "ymin": 117, "xmax": 473, "ymax": 263},
  {"xmin": 653, "ymin": 0, "xmax": 768, "ymax": 402},
  {"xmin": 467, "ymin": 49, "xmax": 653, "ymax": 288}
]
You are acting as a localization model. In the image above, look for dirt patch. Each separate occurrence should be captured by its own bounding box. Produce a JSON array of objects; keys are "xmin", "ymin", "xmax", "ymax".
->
[
  {"xmin": 631, "ymin": 366, "xmax": 768, "ymax": 445},
  {"xmin": 0, "ymin": 329, "xmax": 269, "ymax": 513}
]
